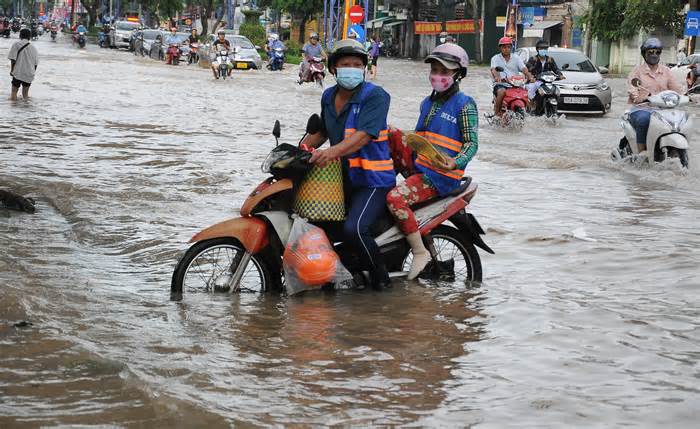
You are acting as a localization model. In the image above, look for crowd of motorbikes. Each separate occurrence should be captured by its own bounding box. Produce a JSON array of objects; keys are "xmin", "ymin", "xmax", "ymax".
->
[{"xmin": 0, "ymin": 16, "xmax": 59, "ymax": 41}]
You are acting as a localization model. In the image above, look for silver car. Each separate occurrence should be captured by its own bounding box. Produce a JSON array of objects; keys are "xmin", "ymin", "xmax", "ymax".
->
[
  {"xmin": 110, "ymin": 20, "xmax": 141, "ymax": 49},
  {"xmin": 517, "ymin": 47, "xmax": 612, "ymax": 115},
  {"xmin": 202, "ymin": 33, "xmax": 263, "ymax": 70}
]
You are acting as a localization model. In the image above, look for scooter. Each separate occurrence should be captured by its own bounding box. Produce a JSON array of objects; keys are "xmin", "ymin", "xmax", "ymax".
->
[
  {"xmin": 529, "ymin": 71, "xmax": 561, "ymax": 119},
  {"xmin": 11, "ymin": 19, "xmax": 21, "ymax": 34},
  {"xmin": 98, "ymin": 28, "xmax": 110, "ymax": 48},
  {"xmin": 166, "ymin": 43, "xmax": 181, "ymax": 65},
  {"xmin": 298, "ymin": 56, "xmax": 325, "ymax": 86},
  {"xmin": 170, "ymin": 115, "xmax": 493, "ymax": 296},
  {"xmin": 50, "ymin": 25, "xmax": 58, "ymax": 42},
  {"xmin": 268, "ymin": 47, "xmax": 285, "ymax": 71},
  {"xmin": 485, "ymin": 70, "xmax": 529, "ymax": 127},
  {"xmin": 216, "ymin": 50, "xmax": 231, "ymax": 79},
  {"xmin": 0, "ymin": 20, "xmax": 10, "ymax": 38},
  {"xmin": 37, "ymin": 24, "xmax": 44, "ymax": 36},
  {"xmin": 76, "ymin": 31, "xmax": 86, "ymax": 48},
  {"xmin": 188, "ymin": 42, "xmax": 199, "ymax": 64},
  {"xmin": 613, "ymin": 79, "xmax": 692, "ymax": 168}
]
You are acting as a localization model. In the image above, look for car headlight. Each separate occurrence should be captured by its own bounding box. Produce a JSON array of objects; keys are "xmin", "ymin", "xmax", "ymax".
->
[{"xmin": 597, "ymin": 81, "xmax": 609, "ymax": 91}]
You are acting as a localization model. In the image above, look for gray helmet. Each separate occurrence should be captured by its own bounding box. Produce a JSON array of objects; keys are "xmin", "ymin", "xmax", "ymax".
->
[
  {"xmin": 640, "ymin": 38, "xmax": 662, "ymax": 56},
  {"xmin": 328, "ymin": 38, "xmax": 368, "ymax": 70},
  {"xmin": 535, "ymin": 39, "xmax": 549, "ymax": 50}
]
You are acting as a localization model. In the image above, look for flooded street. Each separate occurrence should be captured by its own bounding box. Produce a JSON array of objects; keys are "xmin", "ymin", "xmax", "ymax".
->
[{"xmin": 1, "ymin": 35, "xmax": 699, "ymax": 427}]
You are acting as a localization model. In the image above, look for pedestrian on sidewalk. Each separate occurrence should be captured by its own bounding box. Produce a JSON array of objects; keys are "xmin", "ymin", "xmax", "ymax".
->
[{"xmin": 8, "ymin": 28, "xmax": 39, "ymax": 101}]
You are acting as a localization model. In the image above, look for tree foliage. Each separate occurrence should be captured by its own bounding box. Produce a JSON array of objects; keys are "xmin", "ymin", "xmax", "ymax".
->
[{"xmin": 584, "ymin": 0, "xmax": 687, "ymax": 41}]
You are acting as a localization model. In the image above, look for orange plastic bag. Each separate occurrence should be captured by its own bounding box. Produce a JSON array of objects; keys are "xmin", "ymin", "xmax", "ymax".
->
[{"xmin": 283, "ymin": 217, "xmax": 352, "ymax": 295}]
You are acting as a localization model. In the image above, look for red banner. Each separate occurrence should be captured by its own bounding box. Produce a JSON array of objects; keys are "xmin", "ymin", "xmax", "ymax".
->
[
  {"xmin": 414, "ymin": 21, "xmax": 442, "ymax": 35},
  {"xmin": 445, "ymin": 19, "xmax": 484, "ymax": 34}
]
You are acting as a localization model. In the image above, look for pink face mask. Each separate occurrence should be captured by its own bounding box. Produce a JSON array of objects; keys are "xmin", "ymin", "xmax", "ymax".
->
[{"xmin": 429, "ymin": 72, "xmax": 455, "ymax": 92}]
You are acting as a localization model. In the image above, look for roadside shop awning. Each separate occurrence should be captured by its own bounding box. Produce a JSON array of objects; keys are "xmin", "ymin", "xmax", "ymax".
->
[
  {"xmin": 523, "ymin": 20, "xmax": 562, "ymax": 38},
  {"xmin": 367, "ymin": 16, "xmax": 393, "ymax": 29}
]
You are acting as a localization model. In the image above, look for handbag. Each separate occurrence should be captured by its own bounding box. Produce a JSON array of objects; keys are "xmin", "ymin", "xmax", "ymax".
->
[{"xmin": 293, "ymin": 159, "xmax": 345, "ymax": 222}]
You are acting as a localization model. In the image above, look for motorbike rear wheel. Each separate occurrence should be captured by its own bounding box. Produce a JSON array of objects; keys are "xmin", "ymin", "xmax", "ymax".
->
[
  {"xmin": 171, "ymin": 238, "xmax": 274, "ymax": 295},
  {"xmin": 401, "ymin": 225, "xmax": 482, "ymax": 283}
]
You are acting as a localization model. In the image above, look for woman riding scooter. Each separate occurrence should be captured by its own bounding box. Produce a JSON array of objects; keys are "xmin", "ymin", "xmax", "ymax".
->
[{"xmin": 386, "ymin": 43, "xmax": 479, "ymax": 279}]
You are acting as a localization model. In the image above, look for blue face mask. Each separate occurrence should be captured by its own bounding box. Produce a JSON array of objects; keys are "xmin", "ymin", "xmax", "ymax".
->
[
  {"xmin": 538, "ymin": 49, "xmax": 548, "ymax": 57},
  {"xmin": 335, "ymin": 67, "xmax": 365, "ymax": 90}
]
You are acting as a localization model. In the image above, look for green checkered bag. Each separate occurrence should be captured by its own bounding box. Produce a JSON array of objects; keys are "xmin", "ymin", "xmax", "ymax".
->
[{"xmin": 293, "ymin": 160, "xmax": 345, "ymax": 221}]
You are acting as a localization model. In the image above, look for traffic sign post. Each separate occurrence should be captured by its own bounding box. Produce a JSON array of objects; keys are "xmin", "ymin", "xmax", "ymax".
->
[{"xmin": 685, "ymin": 11, "xmax": 700, "ymax": 37}]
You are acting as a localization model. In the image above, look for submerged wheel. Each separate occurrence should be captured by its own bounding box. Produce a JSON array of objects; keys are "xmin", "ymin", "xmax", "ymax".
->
[
  {"xmin": 402, "ymin": 225, "xmax": 482, "ymax": 283},
  {"xmin": 171, "ymin": 238, "xmax": 274, "ymax": 295}
]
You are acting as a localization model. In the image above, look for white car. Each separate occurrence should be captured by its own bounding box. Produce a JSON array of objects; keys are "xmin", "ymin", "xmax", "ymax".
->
[
  {"xmin": 517, "ymin": 47, "xmax": 612, "ymax": 115},
  {"xmin": 110, "ymin": 21, "xmax": 140, "ymax": 49},
  {"xmin": 671, "ymin": 54, "xmax": 700, "ymax": 88}
]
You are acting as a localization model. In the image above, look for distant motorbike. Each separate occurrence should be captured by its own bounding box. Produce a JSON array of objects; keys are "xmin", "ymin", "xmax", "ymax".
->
[
  {"xmin": 216, "ymin": 50, "xmax": 231, "ymax": 79},
  {"xmin": 166, "ymin": 43, "xmax": 181, "ymax": 65},
  {"xmin": 37, "ymin": 24, "xmax": 44, "ymax": 36},
  {"xmin": 188, "ymin": 42, "xmax": 199, "ymax": 64},
  {"xmin": 98, "ymin": 26, "xmax": 111, "ymax": 48},
  {"xmin": 30, "ymin": 24, "xmax": 38, "ymax": 40},
  {"xmin": 268, "ymin": 47, "xmax": 285, "ymax": 71},
  {"xmin": 50, "ymin": 25, "xmax": 58, "ymax": 42},
  {"xmin": 76, "ymin": 31, "xmax": 86, "ymax": 48},
  {"xmin": 613, "ymin": 79, "xmax": 692, "ymax": 168},
  {"xmin": 11, "ymin": 19, "xmax": 21, "ymax": 33},
  {"xmin": 0, "ymin": 20, "xmax": 11, "ymax": 38},
  {"xmin": 529, "ymin": 71, "xmax": 561, "ymax": 119},
  {"xmin": 298, "ymin": 56, "xmax": 325, "ymax": 86},
  {"xmin": 486, "ymin": 70, "xmax": 529, "ymax": 127}
]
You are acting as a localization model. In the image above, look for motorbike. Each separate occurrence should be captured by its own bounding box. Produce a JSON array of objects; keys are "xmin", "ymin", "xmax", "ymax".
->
[
  {"xmin": 170, "ymin": 115, "xmax": 493, "ymax": 296},
  {"xmin": 299, "ymin": 56, "xmax": 325, "ymax": 86},
  {"xmin": 166, "ymin": 43, "xmax": 181, "ymax": 65},
  {"xmin": 50, "ymin": 25, "xmax": 58, "ymax": 42},
  {"xmin": 215, "ymin": 50, "xmax": 231, "ymax": 79},
  {"xmin": 98, "ymin": 25, "xmax": 112, "ymax": 48},
  {"xmin": 30, "ymin": 24, "xmax": 38, "ymax": 40},
  {"xmin": 76, "ymin": 31, "xmax": 86, "ymax": 48},
  {"xmin": 188, "ymin": 42, "xmax": 199, "ymax": 64},
  {"xmin": 11, "ymin": 19, "xmax": 21, "ymax": 33},
  {"xmin": 613, "ymin": 79, "xmax": 692, "ymax": 168},
  {"xmin": 529, "ymin": 71, "xmax": 561, "ymax": 119},
  {"xmin": 37, "ymin": 24, "xmax": 44, "ymax": 36},
  {"xmin": 268, "ymin": 47, "xmax": 285, "ymax": 71},
  {"xmin": 486, "ymin": 69, "xmax": 529, "ymax": 127},
  {"xmin": 0, "ymin": 20, "xmax": 10, "ymax": 38}
]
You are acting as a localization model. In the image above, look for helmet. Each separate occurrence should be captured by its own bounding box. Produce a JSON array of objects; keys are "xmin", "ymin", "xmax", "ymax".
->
[
  {"xmin": 498, "ymin": 36, "xmax": 513, "ymax": 46},
  {"xmin": 217, "ymin": 29, "xmax": 225, "ymax": 35},
  {"xmin": 425, "ymin": 43, "xmax": 469, "ymax": 79},
  {"xmin": 310, "ymin": 32, "xmax": 319, "ymax": 40},
  {"xmin": 640, "ymin": 37, "xmax": 662, "ymax": 56},
  {"xmin": 535, "ymin": 39, "xmax": 549, "ymax": 50},
  {"xmin": 439, "ymin": 31, "xmax": 449, "ymax": 38},
  {"xmin": 268, "ymin": 33, "xmax": 278, "ymax": 41},
  {"xmin": 328, "ymin": 38, "xmax": 369, "ymax": 70},
  {"xmin": 283, "ymin": 229, "xmax": 338, "ymax": 286}
]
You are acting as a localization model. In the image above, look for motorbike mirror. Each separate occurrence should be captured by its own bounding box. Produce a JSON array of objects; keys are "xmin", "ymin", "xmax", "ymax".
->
[
  {"xmin": 631, "ymin": 78, "xmax": 641, "ymax": 88},
  {"xmin": 272, "ymin": 120, "xmax": 281, "ymax": 139},
  {"xmin": 305, "ymin": 114, "xmax": 323, "ymax": 135},
  {"xmin": 562, "ymin": 63, "xmax": 570, "ymax": 70},
  {"xmin": 598, "ymin": 66, "xmax": 609, "ymax": 74}
]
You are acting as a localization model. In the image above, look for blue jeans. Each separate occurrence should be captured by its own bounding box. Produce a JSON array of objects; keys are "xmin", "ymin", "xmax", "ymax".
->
[
  {"xmin": 343, "ymin": 186, "xmax": 391, "ymax": 286},
  {"xmin": 629, "ymin": 110, "xmax": 652, "ymax": 147}
]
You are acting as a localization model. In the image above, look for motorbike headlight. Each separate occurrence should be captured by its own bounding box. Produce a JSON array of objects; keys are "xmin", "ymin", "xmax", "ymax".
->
[
  {"xmin": 597, "ymin": 81, "xmax": 609, "ymax": 91},
  {"xmin": 661, "ymin": 92, "xmax": 680, "ymax": 108}
]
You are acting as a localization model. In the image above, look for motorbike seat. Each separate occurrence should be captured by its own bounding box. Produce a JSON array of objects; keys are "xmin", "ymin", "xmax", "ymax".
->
[{"xmin": 409, "ymin": 177, "xmax": 472, "ymax": 211}]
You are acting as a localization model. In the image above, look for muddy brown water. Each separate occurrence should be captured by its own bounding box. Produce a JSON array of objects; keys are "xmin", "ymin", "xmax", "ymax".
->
[{"xmin": 1, "ymin": 36, "xmax": 699, "ymax": 427}]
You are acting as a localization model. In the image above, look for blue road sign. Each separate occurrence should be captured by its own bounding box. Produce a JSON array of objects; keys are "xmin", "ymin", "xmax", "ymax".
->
[{"xmin": 685, "ymin": 11, "xmax": 700, "ymax": 37}]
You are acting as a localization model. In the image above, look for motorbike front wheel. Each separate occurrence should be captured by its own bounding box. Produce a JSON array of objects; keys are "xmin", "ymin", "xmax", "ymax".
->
[
  {"xmin": 171, "ymin": 238, "xmax": 274, "ymax": 295},
  {"xmin": 401, "ymin": 225, "xmax": 482, "ymax": 283}
]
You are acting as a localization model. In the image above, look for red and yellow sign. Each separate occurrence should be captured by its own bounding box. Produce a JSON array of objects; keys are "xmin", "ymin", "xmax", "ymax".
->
[
  {"xmin": 414, "ymin": 21, "xmax": 442, "ymax": 35},
  {"xmin": 445, "ymin": 19, "xmax": 484, "ymax": 34}
]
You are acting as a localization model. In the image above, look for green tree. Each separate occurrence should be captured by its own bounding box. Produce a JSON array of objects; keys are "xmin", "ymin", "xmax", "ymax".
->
[
  {"xmin": 273, "ymin": 0, "xmax": 323, "ymax": 44},
  {"xmin": 584, "ymin": 0, "xmax": 687, "ymax": 41}
]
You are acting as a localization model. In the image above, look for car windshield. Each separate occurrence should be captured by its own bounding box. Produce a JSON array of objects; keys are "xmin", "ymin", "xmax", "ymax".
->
[
  {"xmin": 233, "ymin": 38, "xmax": 255, "ymax": 49},
  {"xmin": 116, "ymin": 22, "xmax": 139, "ymax": 31},
  {"xmin": 143, "ymin": 30, "xmax": 160, "ymax": 40},
  {"xmin": 551, "ymin": 51, "xmax": 597, "ymax": 72}
]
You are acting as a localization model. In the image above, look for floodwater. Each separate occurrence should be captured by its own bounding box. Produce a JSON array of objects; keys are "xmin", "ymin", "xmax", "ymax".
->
[{"xmin": 1, "ymin": 35, "xmax": 699, "ymax": 427}]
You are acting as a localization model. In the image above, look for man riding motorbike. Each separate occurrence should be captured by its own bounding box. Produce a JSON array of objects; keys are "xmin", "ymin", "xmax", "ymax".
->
[
  {"xmin": 490, "ymin": 37, "xmax": 533, "ymax": 116},
  {"xmin": 211, "ymin": 30, "xmax": 232, "ymax": 79},
  {"xmin": 525, "ymin": 39, "xmax": 563, "ymax": 110},
  {"xmin": 299, "ymin": 39, "xmax": 394, "ymax": 290},
  {"xmin": 299, "ymin": 32, "xmax": 327, "ymax": 83},
  {"xmin": 73, "ymin": 22, "xmax": 87, "ymax": 45},
  {"xmin": 626, "ymin": 38, "xmax": 686, "ymax": 153},
  {"xmin": 438, "ymin": 31, "xmax": 455, "ymax": 45},
  {"xmin": 265, "ymin": 33, "xmax": 286, "ymax": 69}
]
